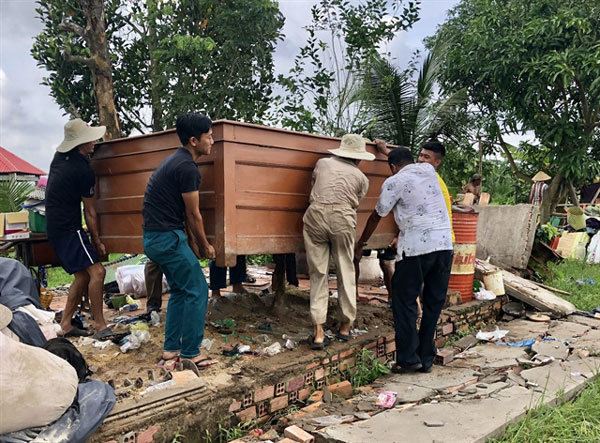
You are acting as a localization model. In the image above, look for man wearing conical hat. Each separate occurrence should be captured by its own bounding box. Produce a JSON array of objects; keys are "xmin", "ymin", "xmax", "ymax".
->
[
  {"xmin": 303, "ymin": 134, "xmax": 374, "ymax": 349},
  {"xmin": 528, "ymin": 171, "xmax": 551, "ymax": 205},
  {"xmin": 46, "ymin": 118, "xmax": 112, "ymax": 340}
]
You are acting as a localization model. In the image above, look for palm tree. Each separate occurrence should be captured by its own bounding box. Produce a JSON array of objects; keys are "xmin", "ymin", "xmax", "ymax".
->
[
  {"xmin": 0, "ymin": 178, "xmax": 34, "ymax": 212},
  {"xmin": 358, "ymin": 39, "xmax": 467, "ymax": 149}
]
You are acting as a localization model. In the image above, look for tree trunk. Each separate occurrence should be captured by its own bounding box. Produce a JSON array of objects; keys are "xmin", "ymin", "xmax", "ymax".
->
[
  {"xmin": 79, "ymin": 0, "xmax": 121, "ymax": 139},
  {"xmin": 148, "ymin": 22, "xmax": 163, "ymax": 131},
  {"xmin": 540, "ymin": 172, "xmax": 563, "ymax": 224}
]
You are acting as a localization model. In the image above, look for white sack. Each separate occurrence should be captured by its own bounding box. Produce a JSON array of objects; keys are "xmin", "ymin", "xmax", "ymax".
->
[
  {"xmin": 116, "ymin": 265, "xmax": 169, "ymax": 297},
  {"xmin": 0, "ymin": 332, "xmax": 78, "ymax": 434}
]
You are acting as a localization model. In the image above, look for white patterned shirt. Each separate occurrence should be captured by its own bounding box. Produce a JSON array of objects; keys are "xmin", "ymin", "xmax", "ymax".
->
[{"xmin": 375, "ymin": 162, "xmax": 453, "ymax": 260}]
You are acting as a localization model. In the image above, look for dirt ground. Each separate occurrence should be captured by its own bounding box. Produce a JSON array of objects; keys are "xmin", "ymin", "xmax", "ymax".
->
[{"xmin": 47, "ymin": 266, "xmax": 394, "ymax": 400}]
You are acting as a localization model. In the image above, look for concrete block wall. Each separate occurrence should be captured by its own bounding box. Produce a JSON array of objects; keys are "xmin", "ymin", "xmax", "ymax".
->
[{"xmin": 103, "ymin": 298, "xmax": 505, "ymax": 443}]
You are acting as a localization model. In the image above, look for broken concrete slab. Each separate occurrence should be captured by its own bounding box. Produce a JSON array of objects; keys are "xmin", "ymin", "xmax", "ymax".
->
[
  {"xmin": 532, "ymin": 340, "xmax": 569, "ymax": 361},
  {"xmin": 377, "ymin": 366, "xmax": 477, "ymax": 396},
  {"xmin": 569, "ymin": 329, "xmax": 600, "ymax": 354},
  {"xmin": 316, "ymin": 385, "xmax": 536, "ymax": 443},
  {"xmin": 547, "ymin": 321, "xmax": 590, "ymax": 340},
  {"xmin": 495, "ymin": 319, "xmax": 549, "ymax": 342},
  {"xmin": 451, "ymin": 335, "xmax": 478, "ymax": 351},
  {"xmin": 448, "ymin": 343, "xmax": 528, "ymax": 370},
  {"xmin": 520, "ymin": 358, "xmax": 600, "ymax": 398},
  {"xmin": 565, "ymin": 315, "xmax": 600, "ymax": 328}
]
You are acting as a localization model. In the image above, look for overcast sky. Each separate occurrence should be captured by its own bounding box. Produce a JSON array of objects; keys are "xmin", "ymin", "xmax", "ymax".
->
[{"xmin": 0, "ymin": 0, "xmax": 459, "ymax": 173}]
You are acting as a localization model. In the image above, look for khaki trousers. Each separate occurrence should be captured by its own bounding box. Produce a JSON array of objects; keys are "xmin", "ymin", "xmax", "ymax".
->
[{"xmin": 303, "ymin": 203, "xmax": 357, "ymax": 325}]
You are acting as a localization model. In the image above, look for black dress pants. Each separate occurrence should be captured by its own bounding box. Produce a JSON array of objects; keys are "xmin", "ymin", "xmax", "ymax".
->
[{"xmin": 391, "ymin": 250, "xmax": 453, "ymax": 369}]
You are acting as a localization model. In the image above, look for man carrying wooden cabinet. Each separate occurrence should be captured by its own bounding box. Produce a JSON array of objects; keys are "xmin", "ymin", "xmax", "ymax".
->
[
  {"xmin": 142, "ymin": 113, "xmax": 217, "ymax": 370},
  {"xmin": 303, "ymin": 134, "xmax": 374, "ymax": 349}
]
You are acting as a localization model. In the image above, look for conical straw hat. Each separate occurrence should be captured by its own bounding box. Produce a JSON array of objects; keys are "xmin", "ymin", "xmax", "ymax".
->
[{"xmin": 532, "ymin": 171, "xmax": 551, "ymax": 182}]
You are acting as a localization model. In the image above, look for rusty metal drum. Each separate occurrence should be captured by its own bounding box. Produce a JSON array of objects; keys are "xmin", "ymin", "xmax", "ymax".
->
[{"xmin": 447, "ymin": 209, "xmax": 479, "ymax": 303}]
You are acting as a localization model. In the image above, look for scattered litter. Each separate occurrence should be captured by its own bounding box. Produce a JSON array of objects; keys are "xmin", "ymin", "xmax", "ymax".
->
[
  {"xmin": 310, "ymin": 415, "xmax": 354, "ymax": 426},
  {"xmin": 141, "ymin": 380, "xmax": 176, "ymax": 395},
  {"xmin": 476, "ymin": 326, "xmax": 509, "ymax": 342},
  {"xmin": 130, "ymin": 322, "xmax": 149, "ymax": 332},
  {"xmin": 351, "ymin": 328, "xmax": 368, "ymax": 336},
  {"xmin": 424, "ymin": 420, "xmax": 445, "ymax": 428},
  {"xmin": 237, "ymin": 344, "xmax": 251, "ymax": 354},
  {"xmin": 93, "ymin": 340, "xmax": 114, "ymax": 350},
  {"xmin": 474, "ymin": 288, "xmax": 496, "ymax": 301},
  {"xmin": 119, "ymin": 329, "xmax": 151, "ymax": 353},
  {"xmin": 496, "ymin": 338, "xmax": 535, "ymax": 347},
  {"xmin": 150, "ymin": 311, "xmax": 160, "ymax": 326},
  {"xmin": 77, "ymin": 337, "xmax": 96, "ymax": 347},
  {"xmin": 330, "ymin": 291, "xmax": 339, "ymax": 299},
  {"xmin": 284, "ymin": 339, "xmax": 297, "ymax": 350},
  {"xmin": 262, "ymin": 342, "xmax": 281, "ymax": 356},
  {"xmin": 376, "ymin": 391, "xmax": 397, "ymax": 408},
  {"xmin": 254, "ymin": 334, "xmax": 272, "ymax": 345},
  {"xmin": 201, "ymin": 338, "xmax": 215, "ymax": 351},
  {"xmin": 532, "ymin": 355, "xmax": 555, "ymax": 365}
]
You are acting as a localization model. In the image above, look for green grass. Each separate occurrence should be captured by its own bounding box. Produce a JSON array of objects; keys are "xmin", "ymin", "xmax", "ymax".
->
[
  {"xmin": 45, "ymin": 253, "xmax": 124, "ymax": 288},
  {"xmin": 546, "ymin": 260, "xmax": 600, "ymax": 311},
  {"xmin": 490, "ymin": 377, "xmax": 600, "ymax": 443}
]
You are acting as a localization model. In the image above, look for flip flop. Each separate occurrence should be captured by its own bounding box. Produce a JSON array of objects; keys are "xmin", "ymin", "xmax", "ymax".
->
[
  {"xmin": 181, "ymin": 357, "xmax": 218, "ymax": 375},
  {"xmin": 93, "ymin": 327, "xmax": 115, "ymax": 341},
  {"xmin": 157, "ymin": 356, "xmax": 180, "ymax": 371},
  {"xmin": 336, "ymin": 332, "xmax": 351, "ymax": 342},
  {"xmin": 310, "ymin": 336, "xmax": 331, "ymax": 350},
  {"xmin": 60, "ymin": 326, "xmax": 90, "ymax": 337}
]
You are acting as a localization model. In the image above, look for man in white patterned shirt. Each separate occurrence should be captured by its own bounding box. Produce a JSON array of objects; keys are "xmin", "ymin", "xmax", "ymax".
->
[{"xmin": 355, "ymin": 147, "xmax": 453, "ymax": 374}]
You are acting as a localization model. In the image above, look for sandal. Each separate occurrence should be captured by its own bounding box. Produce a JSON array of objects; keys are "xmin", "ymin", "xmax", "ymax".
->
[
  {"xmin": 60, "ymin": 326, "xmax": 90, "ymax": 338},
  {"xmin": 156, "ymin": 355, "xmax": 180, "ymax": 371},
  {"xmin": 92, "ymin": 327, "xmax": 115, "ymax": 341},
  {"xmin": 181, "ymin": 357, "xmax": 218, "ymax": 375},
  {"xmin": 335, "ymin": 332, "xmax": 351, "ymax": 342},
  {"xmin": 310, "ymin": 336, "xmax": 331, "ymax": 350}
]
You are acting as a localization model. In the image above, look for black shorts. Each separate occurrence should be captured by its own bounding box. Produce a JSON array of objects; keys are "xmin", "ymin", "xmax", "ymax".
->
[
  {"xmin": 49, "ymin": 230, "xmax": 100, "ymax": 274},
  {"xmin": 362, "ymin": 247, "xmax": 396, "ymax": 261}
]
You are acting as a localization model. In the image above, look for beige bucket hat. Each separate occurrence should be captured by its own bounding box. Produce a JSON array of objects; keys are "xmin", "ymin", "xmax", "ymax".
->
[
  {"xmin": 532, "ymin": 171, "xmax": 551, "ymax": 182},
  {"xmin": 328, "ymin": 134, "xmax": 375, "ymax": 161},
  {"xmin": 55, "ymin": 118, "xmax": 106, "ymax": 153},
  {"xmin": 0, "ymin": 304, "xmax": 13, "ymax": 329}
]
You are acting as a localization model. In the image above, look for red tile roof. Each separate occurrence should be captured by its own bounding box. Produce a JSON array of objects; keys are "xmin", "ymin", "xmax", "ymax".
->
[{"xmin": 0, "ymin": 146, "xmax": 46, "ymax": 176}]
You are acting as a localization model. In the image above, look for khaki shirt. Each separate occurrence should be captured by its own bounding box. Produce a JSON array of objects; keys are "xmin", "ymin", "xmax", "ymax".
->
[{"xmin": 308, "ymin": 156, "xmax": 369, "ymax": 209}]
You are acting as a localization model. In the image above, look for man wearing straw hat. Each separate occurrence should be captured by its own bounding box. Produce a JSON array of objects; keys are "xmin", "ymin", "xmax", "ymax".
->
[
  {"xmin": 528, "ymin": 171, "xmax": 551, "ymax": 205},
  {"xmin": 46, "ymin": 118, "xmax": 112, "ymax": 340},
  {"xmin": 303, "ymin": 134, "xmax": 374, "ymax": 349}
]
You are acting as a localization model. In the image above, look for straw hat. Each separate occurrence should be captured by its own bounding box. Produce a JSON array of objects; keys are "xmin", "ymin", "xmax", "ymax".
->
[
  {"xmin": 532, "ymin": 171, "xmax": 551, "ymax": 182},
  {"xmin": 55, "ymin": 118, "xmax": 106, "ymax": 153},
  {"xmin": 328, "ymin": 134, "xmax": 375, "ymax": 161},
  {"xmin": 0, "ymin": 305, "xmax": 13, "ymax": 330}
]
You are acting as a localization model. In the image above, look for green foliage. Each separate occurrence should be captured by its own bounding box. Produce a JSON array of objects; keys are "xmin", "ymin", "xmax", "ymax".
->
[
  {"xmin": 246, "ymin": 254, "xmax": 273, "ymax": 266},
  {"xmin": 274, "ymin": 0, "xmax": 420, "ymax": 135},
  {"xmin": 535, "ymin": 223, "xmax": 560, "ymax": 244},
  {"xmin": 0, "ymin": 179, "xmax": 34, "ymax": 212},
  {"xmin": 546, "ymin": 260, "xmax": 600, "ymax": 311},
  {"xmin": 434, "ymin": 0, "xmax": 600, "ymax": 187},
  {"xmin": 491, "ymin": 377, "xmax": 600, "ymax": 442},
  {"xmin": 347, "ymin": 348, "xmax": 390, "ymax": 388},
  {"xmin": 359, "ymin": 39, "xmax": 469, "ymax": 152},
  {"xmin": 32, "ymin": 0, "xmax": 284, "ymax": 132}
]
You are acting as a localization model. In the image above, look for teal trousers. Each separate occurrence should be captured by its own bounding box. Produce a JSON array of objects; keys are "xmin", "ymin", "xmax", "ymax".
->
[{"xmin": 143, "ymin": 230, "xmax": 208, "ymax": 358}]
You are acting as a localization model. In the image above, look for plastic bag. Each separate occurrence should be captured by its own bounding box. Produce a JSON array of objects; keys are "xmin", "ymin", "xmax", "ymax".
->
[
  {"xmin": 476, "ymin": 326, "xmax": 509, "ymax": 342},
  {"xmin": 376, "ymin": 391, "xmax": 397, "ymax": 408},
  {"xmin": 119, "ymin": 329, "xmax": 151, "ymax": 353},
  {"xmin": 116, "ymin": 265, "xmax": 169, "ymax": 297},
  {"xmin": 474, "ymin": 288, "xmax": 496, "ymax": 301}
]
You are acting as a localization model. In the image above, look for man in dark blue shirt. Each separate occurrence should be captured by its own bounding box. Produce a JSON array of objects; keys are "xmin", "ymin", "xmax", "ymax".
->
[
  {"xmin": 142, "ymin": 113, "xmax": 216, "ymax": 370},
  {"xmin": 46, "ymin": 118, "xmax": 111, "ymax": 339}
]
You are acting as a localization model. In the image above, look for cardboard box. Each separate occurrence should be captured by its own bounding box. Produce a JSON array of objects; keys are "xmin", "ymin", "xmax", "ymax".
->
[{"xmin": 1, "ymin": 211, "xmax": 30, "ymax": 239}]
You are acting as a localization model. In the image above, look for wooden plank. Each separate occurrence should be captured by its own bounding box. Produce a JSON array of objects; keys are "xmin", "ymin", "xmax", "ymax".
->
[{"xmin": 475, "ymin": 260, "xmax": 575, "ymax": 316}]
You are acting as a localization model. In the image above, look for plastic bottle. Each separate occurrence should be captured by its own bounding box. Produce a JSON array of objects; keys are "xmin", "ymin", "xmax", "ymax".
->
[{"xmin": 574, "ymin": 243, "xmax": 586, "ymax": 261}]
